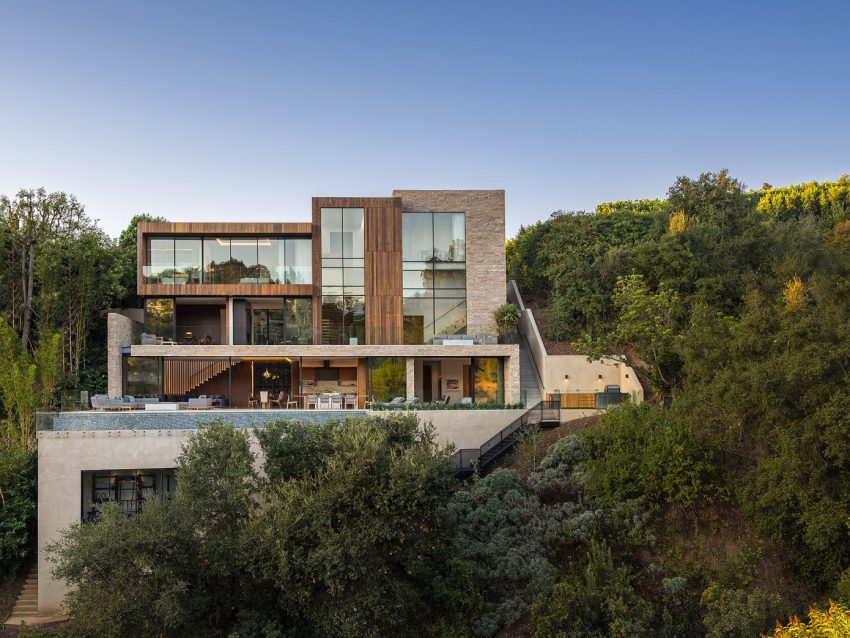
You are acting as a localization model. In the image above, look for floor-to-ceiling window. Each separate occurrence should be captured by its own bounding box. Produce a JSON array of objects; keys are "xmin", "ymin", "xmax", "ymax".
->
[
  {"xmin": 249, "ymin": 297, "xmax": 313, "ymax": 344},
  {"xmin": 123, "ymin": 356, "xmax": 161, "ymax": 397},
  {"xmin": 321, "ymin": 208, "xmax": 365, "ymax": 344},
  {"xmin": 146, "ymin": 236, "xmax": 312, "ymax": 285},
  {"xmin": 368, "ymin": 357, "xmax": 406, "ymax": 402},
  {"xmin": 144, "ymin": 298, "xmax": 174, "ymax": 341},
  {"xmin": 402, "ymin": 212, "xmax": 466, "ymax": 344},
  {"xmin": 473, "ymin": 357, "xmax": 504, "ymax": 404}
]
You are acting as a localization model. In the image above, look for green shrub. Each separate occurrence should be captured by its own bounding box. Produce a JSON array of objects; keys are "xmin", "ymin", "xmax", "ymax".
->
[
  {"xmin": 0, "ymin": 446, "xmax": 36, "ymax": 579},
  {"xmin": 530, "ymin": 540, "xmax": 653, "ymax": 638},
  {"xmin": 700, "ymin": 582, "xmax": 785, "ymax": 638},
  {"xmin": 449, "ymin": 469, "xmax": 561, "ymax": 637},
  {"xmin": 583, "ymin": 404, "xmax": 721, "ymax": 507},
  {"xmin": 493, "ymin": 303, "xmax": 521, "ymax": 334}
]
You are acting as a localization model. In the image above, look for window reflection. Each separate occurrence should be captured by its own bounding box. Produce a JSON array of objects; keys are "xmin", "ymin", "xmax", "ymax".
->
[{"xmin": 321, "ymin": 208, "xmax": 365, "ymax": 344}]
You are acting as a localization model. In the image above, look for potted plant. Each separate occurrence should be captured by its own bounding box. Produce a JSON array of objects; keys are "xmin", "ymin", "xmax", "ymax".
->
[{"xmin": 493, "ymin": 303, "xmax": 521, "ymax": 344}]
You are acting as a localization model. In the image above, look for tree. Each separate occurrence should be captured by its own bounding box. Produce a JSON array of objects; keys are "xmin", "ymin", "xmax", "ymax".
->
[
  {"xmin": 49, "ymin": 416, "xmax": 471, "ymax": 637},
  {"xmin": 0, "ymin": 189, "xmax": 89, "ymax": 350}
]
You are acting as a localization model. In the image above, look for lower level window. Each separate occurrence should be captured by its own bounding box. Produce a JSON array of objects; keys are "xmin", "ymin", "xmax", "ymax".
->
[{"xmin": 82, "ymin": 469, "xmax": 176, "ymax": 521}]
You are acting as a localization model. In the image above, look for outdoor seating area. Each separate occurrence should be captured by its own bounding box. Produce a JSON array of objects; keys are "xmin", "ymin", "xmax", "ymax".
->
[{"xmin": 90, "ymin": 395, "xmax": 225, "ymax": 411}]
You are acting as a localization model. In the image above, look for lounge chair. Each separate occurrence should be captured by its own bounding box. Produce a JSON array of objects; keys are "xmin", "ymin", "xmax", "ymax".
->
[{"xmin": 441, "ymin": 394, "xmax": 451, "ymax": 405}]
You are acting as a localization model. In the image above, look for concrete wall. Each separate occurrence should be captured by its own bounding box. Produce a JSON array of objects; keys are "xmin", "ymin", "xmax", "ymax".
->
[
  {"xmin": 107, "ymin": 313, "xmax": 137, "ymax": 396},
  {"xmin": 392, "ymin": 190, "xmax": 506, "ymax": 335},
  {"xmin": 37, "ymin": 406, "xmax": 526, "ymax": 613}
]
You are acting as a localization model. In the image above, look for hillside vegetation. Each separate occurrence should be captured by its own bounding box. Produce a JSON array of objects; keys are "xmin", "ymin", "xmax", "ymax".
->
[{"xmin": 505, "ymin": 171, "xmax": 850, "ymax": 633}]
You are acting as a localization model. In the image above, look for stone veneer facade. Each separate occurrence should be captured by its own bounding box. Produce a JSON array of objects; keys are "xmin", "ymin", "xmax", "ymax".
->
[
  {"xmin": 392, "ymin": 190, "xmax": 506, "ymax": 336},
  {"xmin": 107, "ymin": 313, "xmax": 135, "ymax": 396}
]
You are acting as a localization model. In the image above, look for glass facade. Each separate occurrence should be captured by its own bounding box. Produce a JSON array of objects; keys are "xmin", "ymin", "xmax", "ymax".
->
[
  {"xmin": 321, "ymin": 208, "xmax": 365, "ymax": 344},
  {"xmin": 473, "ymin": 357, "xmax": 504, "ymax": 404},
  {"xmin": 124, "ymin": 356, "xmax": 161, "ymax": 397},
  {"xmin": 368, "ymin": 357, "xmax": 406, "ymax": 402},
  {"xmin": 249, "ymin": 297, "xmax": 312, "ymax": 344},
  {"xmin": 145, "ymin": 236, "xmax": 312, "ymax": 285},
  {"xmin": 402, "ymin": 212, "xmax": 466, "ymax": 343},
  {"xmin": 82, "ymin": 469, "xmax": 176, "ymax": 520},
  {"xmin": 144, "ymin": 298, "xmax": 174, "ymax": 341}
]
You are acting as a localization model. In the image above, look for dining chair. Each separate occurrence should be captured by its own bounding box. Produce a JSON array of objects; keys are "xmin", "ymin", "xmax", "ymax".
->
[
  {"xmin": 331, "ymin": 394, "xmax": 343, "ymax": 410},
  {"xmin": 344, "ymin": 394, "xmax": 356, "ymax": 409},
  {"xmin": 306, "ymin": 394, "xmax": 318, "ymax": 409},
  {"xmin": 285, "ymin": 394, "xmax": 298, "ymax": 409},
  {"xmin": 248, "ymin": 394, "xmax": 258, "ymax": 409},
  {"xmin": 260, "ymin": 391, "xmax": 269, "ymax": 408},
  {"xmin": 270, "ymin": 391, "xmax": 285, "ymax": 408},
  {"xmin": 318, "ymin": 395, "xmax": 331, "ymax": 410}
]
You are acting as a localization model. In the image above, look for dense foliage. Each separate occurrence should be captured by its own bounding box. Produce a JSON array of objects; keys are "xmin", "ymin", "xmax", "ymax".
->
[{"xmin": 507, "ymin": 170, "xmax": 850, "ymax": 633}]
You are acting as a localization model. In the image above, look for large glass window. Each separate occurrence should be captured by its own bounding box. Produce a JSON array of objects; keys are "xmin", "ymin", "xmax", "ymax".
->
[
  {"xmin": 368, "ymin": 357, "xmax": 406, "ymax": 402},
  {"xmin": 174, "ymin": 238, "xmax": 201, "ymax": 284},
  {"xmin": 321, "ymin": 208, "xmax": 365, "ymax": 344},
  {"xmin": 203, "ymin": 238, "xmax": 234, "ymax": 284},
  {"xmin": 402, "ymin": 212, "xmax": 467, "ymax": 343},
  {"xmin": 147, "ymin": 235, "xmax": 312, "ymax": 286},
  {"xmin": 146, "ymin": 238, "xmax": 176, "ymax": 284},
  {"xmin": 257, "ymin": 238, "xmax": 284, "ymax": 284},
  {"xmin": 473, "ymin": 358, "xmax": 504, "ymax": 404},
  {"xmin": 285, "ymin": 238, "xmax": 312, "ymax": 284},
  {"xmin": 144, "ymin": 298, "xmax": 174, "ymax": 341},
  {"xmin": 284, "ymin": 297, "xmax": 313, "ymax": 344},
  {"xmin": 82, "ymin": 469, "xmax": 176, "ymax": 521},
  {"xmin": 249, "ymin": 297, "xmax": 312, "ymax": 345},
  {"xmin": 124, "ymin": 356, "xmax": 161, "ymax": 397},
  {"xmin": 230, "ymin": 237, "xmax": 258, "ymax": 283}
]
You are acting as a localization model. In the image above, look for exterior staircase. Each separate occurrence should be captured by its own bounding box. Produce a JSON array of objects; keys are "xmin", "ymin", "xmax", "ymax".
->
[
  {"xmin": 164, "ymin": 358, "xmax": 235, "ymax": 396},
  {"xmin": 453, "ymin": 399, "xmax": 561, "ymax": 478},
  {"xmin": 519, "ymin": 341, "xmax": 543, "ymax": 406},
  {"xmin": 3, "ymin": 563, "xmax": 40, "ymax": 626}
]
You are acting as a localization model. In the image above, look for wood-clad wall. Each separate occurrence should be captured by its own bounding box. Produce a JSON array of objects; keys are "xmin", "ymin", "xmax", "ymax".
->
[{"xmin": 311, "ymin": 197, "xmax": 403, "ymax": 345}]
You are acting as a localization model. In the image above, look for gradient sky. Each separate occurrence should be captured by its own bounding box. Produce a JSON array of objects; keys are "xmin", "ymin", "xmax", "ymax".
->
[{"xmin": 1, "ymin": 1, "xmax": 848, "ymax": 239}]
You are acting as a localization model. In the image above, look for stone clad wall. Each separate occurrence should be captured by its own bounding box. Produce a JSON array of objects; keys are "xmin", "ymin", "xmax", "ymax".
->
[
  {"xmin": 392, "ymin": 190, "xmax": 506, "ymax": 335},
  {"xmin": 107, "ymin": 313, "xmax": 136, "ymax": 396}
]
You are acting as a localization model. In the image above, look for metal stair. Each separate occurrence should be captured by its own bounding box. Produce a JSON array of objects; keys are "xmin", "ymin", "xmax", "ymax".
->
[{"xmin": 453, "ymin": 400, "xmax": 561, "ymax": 478}]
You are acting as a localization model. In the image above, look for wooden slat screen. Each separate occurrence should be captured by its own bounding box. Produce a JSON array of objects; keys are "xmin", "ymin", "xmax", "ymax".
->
[
  {"xmin": 547, "ymin": 393, "xmax": 598, "ymax": 409},
  {"xmin": 164, "ymin": 359, "xmax": 232, "ymax": 396}
]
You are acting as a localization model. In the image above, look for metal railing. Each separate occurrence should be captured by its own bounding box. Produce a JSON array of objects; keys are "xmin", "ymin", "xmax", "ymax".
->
[{"xmin": 452, "ymin": 399, "xmax": 561, "ymax": 477}]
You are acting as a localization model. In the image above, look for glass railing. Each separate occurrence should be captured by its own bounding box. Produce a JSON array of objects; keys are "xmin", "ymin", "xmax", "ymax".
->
[
  {"xmin": 137, "ymin": 325, "xmax": 224, "ymax": 345},
  {"xmin": 142, "ymin": 265, "xmax": 312, "ymax": 285}
]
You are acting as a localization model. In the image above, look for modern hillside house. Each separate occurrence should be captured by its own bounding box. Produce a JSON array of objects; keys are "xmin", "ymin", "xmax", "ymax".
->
[
  {"xmin": 107, "ymin": 190, "xmax": 518, "ymax": 408},
  {"xmin": 29, "ymin": 189, "xmax": 642, "ymax": 619}
]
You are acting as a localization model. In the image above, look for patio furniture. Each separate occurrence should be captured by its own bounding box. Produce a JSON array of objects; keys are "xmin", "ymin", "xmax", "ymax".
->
[
  {"xmin": 344, "ymin": 394, "xmax": 356, "ymax": 409},
  {"xmin": 441, "ymin": 394, "xmax": 451, "ymax": 405},
  {"xmin": 270, "ymin": 391, "xmax": 285, "ymax": 408},
  {"xmin": 140, "ymin": 333, "xmax": 162, "ymax": 345},
  {"xmin": 145, "ymin": 402, "xmax": 180, "ymax": 411},
  {"xmin": 306, "ymin": 394, "xmax": 318, "ymax": 409},
  {"xmin": 459, "ymin": 397, "xmax": 472, "ymax": 404},
  {"xmin": 260, "ymin": 391, "xmax": 269, "ymax": 408},
  {"xmin": 186, "ymin": 397, "xmax": 213, "ymax": 409},
  {"xmin": 285, "ymin": 394, "xmax": 298, "ymax": 409},
  {"xmin": 403, "ymin": 397, "xmax": 419, "ymax": 406},
  {"xmin": 318, "ymin": 395, "xmax": 331, "ymax": 410},
  {"xmin": 91, "ymin": 395, "xmax": 128, "ymax": 410},
  {"xmin": 364, "ymin": 394, "xmax": 374, "ymax": 409},
  {"xmin": 248, "ymin": 394, "xmax": 259, "ymax": 409},
  {"xmin": 331, "ymin": 394, "xmax": 343, "ymax": 410}
]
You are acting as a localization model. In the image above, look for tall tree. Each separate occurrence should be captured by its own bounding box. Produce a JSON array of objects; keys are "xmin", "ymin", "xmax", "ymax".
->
[{"xmin": 0, "ymin": 189, "xmax": 88, "ymax": 350}]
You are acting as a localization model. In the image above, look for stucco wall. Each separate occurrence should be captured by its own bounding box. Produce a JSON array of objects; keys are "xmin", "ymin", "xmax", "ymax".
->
[
  {"xmin": 36, "ymin": 407, "xmax": 526, "ymax": 613},
  {"xmin": 392, "ymin": 190, "xmax": 506, "ymax": 335}
]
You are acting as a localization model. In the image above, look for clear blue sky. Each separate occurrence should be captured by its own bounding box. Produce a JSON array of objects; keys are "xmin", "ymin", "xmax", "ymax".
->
[{"xmin": 1, "ymin": 1, "xmax": 848, "ymax": 239}]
